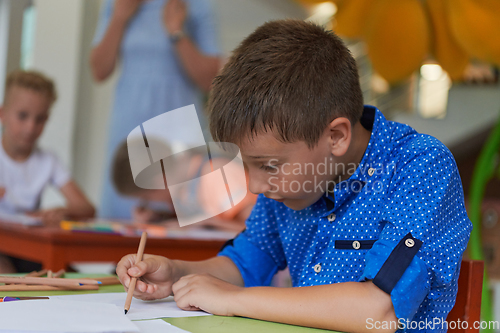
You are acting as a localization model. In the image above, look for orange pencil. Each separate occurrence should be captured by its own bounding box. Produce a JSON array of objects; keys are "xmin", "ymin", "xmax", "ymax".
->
[{"xmin": 124, "ymin": 231, "xmax": 148, "ymax": 314}]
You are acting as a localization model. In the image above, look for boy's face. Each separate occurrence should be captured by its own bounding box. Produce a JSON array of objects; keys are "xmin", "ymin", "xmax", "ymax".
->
[
  {"xmin": 240, "ymin": 120, "xmax": 351, "ymax": 211},
  {"xmin": 0, "ymin": 86, "xmax": 51, "ymax": 153}
]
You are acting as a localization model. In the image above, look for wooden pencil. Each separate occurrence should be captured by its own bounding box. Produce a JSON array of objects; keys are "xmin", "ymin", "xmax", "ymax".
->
[
  {"xmin": 0, "ymin": 276, "xmax": 99, "ymax": 287},
  {"xmin": 0, "ymin": 284, "xmax": 99, "ymax": 291},
  {"xmin": 25, "ymin": 269, "xmax": 48, "ymax": 277},
  {"xmin": 53, "ymin": 269, "xmax": 65, "ymax": 278},
  {"xmin": 124, "ymin": 231, "xmax": 148, "ymax": 314},
  {"xmin": 82, "ymin": 276, "xmax": 121, "ymax": 285}
]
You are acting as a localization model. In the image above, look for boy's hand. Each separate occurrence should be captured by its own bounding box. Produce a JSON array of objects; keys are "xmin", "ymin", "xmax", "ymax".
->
[
  {"xmin": 116, "ymin": 254, "xmax": 176, "ymax": 300},
  {"xmin": 28, "ymin": 208, "xmax": 67, "ymax": 227},
  {"xmin": 132, "ymin": 206, "xmax": 156, "ymax": 223},
  {"xmin": 172, "ymin": 273, "xmax": 243, "ymax": 316}
]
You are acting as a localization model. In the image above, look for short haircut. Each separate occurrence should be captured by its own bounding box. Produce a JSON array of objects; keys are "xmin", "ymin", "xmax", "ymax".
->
[
  {"xmin": 4, "ymin": 70, "xmax": 57, "ymax": 105},
  {"xmin": 112, "ymin": 139, "xmax": 174, "ymax": 196},
  {"xmin": 208, "ymin": 20, "xmax": 363, "ymax": 148},
  {"xmin": 112, "ymin": 140, "xmax": 142, "ymax": 196}
]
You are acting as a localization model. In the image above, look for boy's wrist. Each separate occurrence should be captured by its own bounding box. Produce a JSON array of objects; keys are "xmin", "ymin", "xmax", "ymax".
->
[{"xmin": 170, "ymin": 259, "xmax": 189, "ymax": 282}]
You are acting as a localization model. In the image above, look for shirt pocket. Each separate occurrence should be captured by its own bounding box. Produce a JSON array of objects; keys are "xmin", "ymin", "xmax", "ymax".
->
[{"xmin": 335, "ymin": 239, "xmax": 377, "ymax": 250}]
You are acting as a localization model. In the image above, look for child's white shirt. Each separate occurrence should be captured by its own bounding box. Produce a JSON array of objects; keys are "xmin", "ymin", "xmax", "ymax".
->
[{"xmin": 0, "ymin": 143, "xmax": 70, "ymax": 214}]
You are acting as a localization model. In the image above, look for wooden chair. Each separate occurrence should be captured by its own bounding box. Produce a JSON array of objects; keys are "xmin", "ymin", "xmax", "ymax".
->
[{"xmin": 446, "ymin": 260, "xmax": 484, "ymax": 333}]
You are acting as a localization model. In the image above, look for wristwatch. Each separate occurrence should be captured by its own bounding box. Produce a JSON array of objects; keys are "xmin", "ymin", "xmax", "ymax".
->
[{"xmin": 169, "ymin": 30, "xmax": 186, "ymax": 44}]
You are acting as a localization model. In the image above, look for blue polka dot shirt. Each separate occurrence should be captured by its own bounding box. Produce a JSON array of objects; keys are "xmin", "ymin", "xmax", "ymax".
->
[{"xmin": 219, "ymin": 105, "xmax": 472, "ymax": 332}]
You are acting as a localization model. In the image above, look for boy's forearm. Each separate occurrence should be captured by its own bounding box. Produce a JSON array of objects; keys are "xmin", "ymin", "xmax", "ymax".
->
[
  {"xmin": 230, "ymin": 281, "xmax": 398, "ymax": 333},
  {"xmin": 172, "ymin": 256, "xmax": 244, "ymax": 287}
]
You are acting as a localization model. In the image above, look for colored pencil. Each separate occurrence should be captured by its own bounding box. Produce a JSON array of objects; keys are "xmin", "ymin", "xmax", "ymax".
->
[
  {"xmin": 53, "ymin": 269, "xmax": 65, "ymax": 278},
  {"xmin": 25, "ymin": 269, "xmax": 48, "ymax": 277},
  {"xmin": 82, "ymin": 276, "xmax": 121, "ymax": 285},
  {"xmin": 0, "ymin": 276, "xmax": 100, "ymax": 287},
  {"xmin": 124, "ymin": 231, "xmax": 148, "ymax": 314},
  {"xmin": 0, "ymin": 284, "xmax": 99, "ymax": 291},
  {"xmin": 0, "ymin": 296, "xmax": 49, "ymax": 302}
]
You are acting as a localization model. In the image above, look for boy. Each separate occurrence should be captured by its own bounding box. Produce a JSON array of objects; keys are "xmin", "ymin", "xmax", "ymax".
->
[
  {"xmin": 116, "ymin": 20, "xmax": 471, "ymax": 332},
  {"xmin": 0, "ymin": 70, "xmax": 95, "ymax": 272},
  {"xmin": 111, "ymin": 139, "xmax": 255, "ymax": 231}
]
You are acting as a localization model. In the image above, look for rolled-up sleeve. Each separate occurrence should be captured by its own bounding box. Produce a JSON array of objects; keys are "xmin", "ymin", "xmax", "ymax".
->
[
  {"xmin": 360, "ymin": 143, "xmax": 472, "ymax": 324},
  {"xmin": 360, "ymin": 231, "xmax": 430, "ymax": 321}
]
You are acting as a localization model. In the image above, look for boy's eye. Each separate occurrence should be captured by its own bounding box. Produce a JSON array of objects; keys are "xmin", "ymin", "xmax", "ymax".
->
[
  {"xmin": 260, "ymin": 164, "xmax": 278, "ymax": 172},
  {"xmin": 17, "ymin": 112, "xmax": 28, "ymax": 120},
  {"xmin": 36, "ymin": 115, "xmax": 48, "ymax": 124}
]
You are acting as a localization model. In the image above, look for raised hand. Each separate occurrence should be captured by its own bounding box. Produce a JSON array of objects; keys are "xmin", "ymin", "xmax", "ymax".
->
[{"xmin": 163, "ymin": 0, "xmax": 188, "ymax": 34}]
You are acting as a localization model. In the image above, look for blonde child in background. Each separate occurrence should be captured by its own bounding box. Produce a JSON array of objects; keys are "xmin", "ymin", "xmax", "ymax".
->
[{"xmin": 0, "ymin": 70, "xmax": 95, "ymax": 272}]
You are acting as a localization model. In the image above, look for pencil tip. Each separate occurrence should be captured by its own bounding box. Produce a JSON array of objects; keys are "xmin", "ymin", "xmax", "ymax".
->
[
  {"xmin": 124, "ymin": 309, "xmax": 128, "ymax": 315},
  {"xmin": 97, "ymin": 281, "xmax": 102, "ymax": 284}
]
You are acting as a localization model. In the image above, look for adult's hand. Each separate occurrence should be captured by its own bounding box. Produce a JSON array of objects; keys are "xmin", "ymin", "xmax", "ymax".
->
[
  {"xmin": 113, "ymin": 0, "xmax": 146, "ymax": 23},
  {"xmin": 163, "ymin": 0, "xmax": 188, "ymax": 34}
]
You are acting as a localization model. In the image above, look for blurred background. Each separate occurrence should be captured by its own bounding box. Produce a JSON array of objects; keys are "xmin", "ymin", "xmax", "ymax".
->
[{"xmin": 1, "ymin": 0, "xmax": 500, "ymax": 328}]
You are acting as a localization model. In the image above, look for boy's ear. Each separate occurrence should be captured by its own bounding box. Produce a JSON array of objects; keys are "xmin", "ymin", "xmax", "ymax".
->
[{"xmin": 327, "ymin": 117, "xmax": 351, "ymax": 157}]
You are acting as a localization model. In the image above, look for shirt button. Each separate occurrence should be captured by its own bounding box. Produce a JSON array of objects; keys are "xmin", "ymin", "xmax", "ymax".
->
[
  {"xmin": 327, "ymin": 213, "xmax": 336, "ymax": 222},
  {"xmin": 313, "ymin": 263, "xmax": 322, "ymax": 273},
  {"xmin": 368, "ymin": 168, "xmax": 375, "ymax": 176},
  {"xmin": 405, "ymin": 238, "xmax": 415, "ymax": 248},
  {"xmin": 352, "ymin": 240, "xmax": 361, "ymax": 249}
]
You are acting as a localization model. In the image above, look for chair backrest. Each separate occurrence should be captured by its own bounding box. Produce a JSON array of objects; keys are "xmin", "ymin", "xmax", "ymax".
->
[{"xmin": 446, "ymin": 259, "xmax": 484, "ymax": 333}]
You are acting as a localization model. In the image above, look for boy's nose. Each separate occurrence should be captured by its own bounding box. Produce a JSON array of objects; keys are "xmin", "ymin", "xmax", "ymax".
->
[
  {"xmin": 25, "ymin": 120, "xmax": 37, "ymax": 133},
  {"xmin": 248, "ymin": 173, "xmax": 272, "ymax": 195}
]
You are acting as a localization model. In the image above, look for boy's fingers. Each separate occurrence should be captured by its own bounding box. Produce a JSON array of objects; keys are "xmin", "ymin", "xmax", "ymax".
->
[
  {"xmin": 128, "ymin": 257, "xmax": 160, "ymax": 277},
  {"xmin": 116, "ymin": 255, "xmax": 136, "ymax": 286},
  {"xmin": 172, "ymin": 275, "xmax": 194, "ymax": 299}
]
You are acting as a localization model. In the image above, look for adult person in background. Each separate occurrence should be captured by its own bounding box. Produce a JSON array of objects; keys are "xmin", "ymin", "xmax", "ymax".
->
[{"xmin": 90, "ymin": 0, "xmax": 221, "ymax": 219}]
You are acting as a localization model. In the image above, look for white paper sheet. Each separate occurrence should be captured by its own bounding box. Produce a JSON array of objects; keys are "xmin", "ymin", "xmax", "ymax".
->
[
  {"xmin": 50, "ymin": 293, "xmax": 212, "ymax": 320},
  {"xmin": 134, "ymin": 320, "xmax": 190, "ymax": 333},
  {"xmin": 0, "ymin": 299, "xmax": 139, "ymax": 332}
]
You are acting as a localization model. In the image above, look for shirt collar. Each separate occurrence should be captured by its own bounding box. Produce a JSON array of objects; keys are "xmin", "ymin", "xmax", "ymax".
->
[{"xmin": 337, "ymin": 105, "xmax": 386, "ymax": 185}]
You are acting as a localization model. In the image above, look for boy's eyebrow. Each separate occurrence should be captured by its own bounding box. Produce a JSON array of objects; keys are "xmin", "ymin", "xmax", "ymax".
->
[{"xmin": 247, "ymin": 155, "xmax": 280, "ymax": 159}]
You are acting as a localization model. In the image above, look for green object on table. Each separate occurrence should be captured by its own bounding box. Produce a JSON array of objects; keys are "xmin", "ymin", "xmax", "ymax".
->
[
  {"xmin": 468, "ymin": 110, "xmax": 500, "ymax": 332},
  {"xmin": 1, "ymin": 273, "xmax": 335, "ymax": 333}
]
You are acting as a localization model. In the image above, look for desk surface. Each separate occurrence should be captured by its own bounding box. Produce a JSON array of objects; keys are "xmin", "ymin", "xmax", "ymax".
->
[
  {"xmin": 0, "ymin": 274, "xmax": 334, "ymax": 333},
  {"xmin": 0, "ymin": 222, "xmax": 228, "ymax": 270}
]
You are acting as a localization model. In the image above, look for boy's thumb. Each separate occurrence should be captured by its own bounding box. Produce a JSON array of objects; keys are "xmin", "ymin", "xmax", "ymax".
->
[{"xmin": 128, "ymin": 258, "xmax": 156, "ymax": 277}]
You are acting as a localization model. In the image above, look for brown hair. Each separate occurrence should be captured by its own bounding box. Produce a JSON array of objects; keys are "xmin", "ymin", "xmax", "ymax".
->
[
  {"xmin": 4, "ymin": 70, "xmax": 57, "ymax": 105},
  {"xmin": 112, "ymin": 138, "xmax": 174, "ymax": 196},
  {"xmin": 208, "ymin": 20, "xmax": 363, "ymax": 148},
  {"xmin": 112, "ymin": 140, "xmax": 142, "ymax": 196}
]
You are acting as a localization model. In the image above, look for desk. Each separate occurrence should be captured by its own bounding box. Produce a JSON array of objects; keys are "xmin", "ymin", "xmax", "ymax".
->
[
  {"xmin": 1, "ymin": 274, "xmax": 333, "ymax": 333},
  {"xmin": 0, "ymin": 222, "xmax": 228, "ymax": 270}
]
